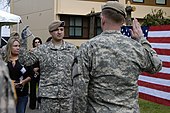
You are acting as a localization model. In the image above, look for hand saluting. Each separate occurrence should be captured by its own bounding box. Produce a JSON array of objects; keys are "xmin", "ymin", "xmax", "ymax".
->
[{"xmin": 130, "ymin": 18, "xmax": 144, "ymax": 41}]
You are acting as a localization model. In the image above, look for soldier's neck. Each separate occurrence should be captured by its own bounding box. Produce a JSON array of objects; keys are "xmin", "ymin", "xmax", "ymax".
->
[
  {"xmin": 102, "ymin": 22, "xmax": 122, "ymax": 31},
  {"xmin": 52, "ymin": 39, "xmax": 63, "ymax": 46}
]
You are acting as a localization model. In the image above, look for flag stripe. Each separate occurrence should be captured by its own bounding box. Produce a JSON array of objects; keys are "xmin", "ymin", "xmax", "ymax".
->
[
  {"xmin": 148, "ymin": 37, "xmax": 170, "ymax": 43},
  {"xmin": 148, "ymin": 31, "xmax": 170, "ymax": 37},
  {"xmin": 149, "ymin": 25, "xmax": 170, "ymax": 31},
  {"xmin": 138, "ymin": 80, "xmax": 170, "ymax": 92},
  {"xmin": 139, "ymin": 75, "xmax": 170, "ymax": 86},
  {"xmin": 158, "ymin": 55, "xmax": 170, "ymax": 62},
  {"xmin": 151, "ymin": 43, "xmax": 170, "ymax": 49},
  {"xmin": 153, "ymin": 48, "xmax": 170, "ymax": 55},
  {"xmin": 141, "ymin": 72, "xmax": 170, "ymax": 80},
  {"xmin": 159, "ymin": 67, "xmax": 170, "ymax": 74},
  {"xmin": 163, "ymin": 62, "xmax": 170, "ymax": 68},
  {"xmin": 138, "ymin": 86, "xmax": 170, "ymax": 100},
  {"xmin": 139, "ymin": 93, "xmax": 170, "ymax": 106}
]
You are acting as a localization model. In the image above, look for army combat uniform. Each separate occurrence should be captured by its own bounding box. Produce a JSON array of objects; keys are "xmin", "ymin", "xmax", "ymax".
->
[
  {"xmin": 19, "ymin": 41, "xmax": 77, "ymax": 113},
  {"xmin": 73, "ymin": 30, "xmax": 162, "ymax": 113},
  {"xmin": 0, "ymin": 60, "xmax": 16, "ymax": 113}
]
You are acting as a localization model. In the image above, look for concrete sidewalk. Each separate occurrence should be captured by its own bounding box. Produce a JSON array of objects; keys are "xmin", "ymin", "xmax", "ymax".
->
[
  {"xmin": 26, "ymin": 107, "xmax": 42, "ymax": 113},
  {"xmin": 26, "ymin": 97, "xmax": 42, "ymax": 113}
]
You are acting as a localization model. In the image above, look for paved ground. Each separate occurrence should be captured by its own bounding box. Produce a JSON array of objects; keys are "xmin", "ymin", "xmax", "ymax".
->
[
  {"xmin": 26, "ymin": 97, "xmax": 42, "ymax": 113},
  {"xmin": 26, "ymin": 107, "xmax": 42, "ymax": 113}
]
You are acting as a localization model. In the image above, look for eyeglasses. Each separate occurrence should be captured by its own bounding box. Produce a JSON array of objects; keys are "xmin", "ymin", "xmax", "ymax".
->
[{"xmin": 35, "ymin": 41, "xmax": 40, "ymax": 43}]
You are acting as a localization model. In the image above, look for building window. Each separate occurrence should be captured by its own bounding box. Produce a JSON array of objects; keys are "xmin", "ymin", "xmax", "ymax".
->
[
  {"xmin": 69, "ymin": 17, "xmax": 82, "ymax": 37},
  {"xmin": 96, "ymin": 17, "xmax": 102, "ymax": 35},
  {"xmin": 132, "ymin": 0, "xmax": 144, "ymax": 3},
  {"xmin": 156, "ymin": 0, "xmax": 166, "ymax": 4},
  {"xmin": 107, "ymin": 0, "xmax": 119, "ymax": 1}
]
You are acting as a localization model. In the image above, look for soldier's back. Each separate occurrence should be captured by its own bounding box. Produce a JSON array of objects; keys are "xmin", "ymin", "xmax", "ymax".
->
[{"xmin": 0, "ymin": 60, "xmax": 16, "ymax": 113}]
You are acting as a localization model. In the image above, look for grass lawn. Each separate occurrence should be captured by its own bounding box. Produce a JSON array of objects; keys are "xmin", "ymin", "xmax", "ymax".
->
[{"xmin": 139, "ymin": 99, "xmax": 170, "ymax": 113}]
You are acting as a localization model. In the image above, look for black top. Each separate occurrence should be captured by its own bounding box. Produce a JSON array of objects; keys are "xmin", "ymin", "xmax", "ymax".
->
[{"xmin": 7, "ymin": 60, "xmax": 32, "ymax": 97}]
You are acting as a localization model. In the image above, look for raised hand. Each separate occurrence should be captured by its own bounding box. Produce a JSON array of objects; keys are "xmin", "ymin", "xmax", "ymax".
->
[{"xmin": 130, "ymin": 18, "xmax": 144, "ymax": 41}]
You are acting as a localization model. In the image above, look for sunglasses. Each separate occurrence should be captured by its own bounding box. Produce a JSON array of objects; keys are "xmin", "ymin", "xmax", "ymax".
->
[{"xmin": 35, "ymin": 41, "xmax": 40, "ymax": 43}]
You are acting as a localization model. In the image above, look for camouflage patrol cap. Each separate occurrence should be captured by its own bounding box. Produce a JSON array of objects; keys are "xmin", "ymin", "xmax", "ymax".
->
[
  {"xmin": 48, "ymin": 20, "xmax": 65, "ymax": 32},
  {"xmin": 102, "ymin": 1, "xmax": 126, "ymax": 17}
]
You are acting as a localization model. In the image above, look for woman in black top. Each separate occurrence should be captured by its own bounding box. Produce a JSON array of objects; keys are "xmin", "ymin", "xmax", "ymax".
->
[{"xmin": 4, "ymin": 37, "xmax": 31, "ymax": 113}]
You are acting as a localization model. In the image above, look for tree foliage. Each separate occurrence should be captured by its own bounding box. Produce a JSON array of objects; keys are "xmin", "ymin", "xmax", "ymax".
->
[{"xmin": 142, "ymin": 9, "xmax": 170, "ymax": 26}]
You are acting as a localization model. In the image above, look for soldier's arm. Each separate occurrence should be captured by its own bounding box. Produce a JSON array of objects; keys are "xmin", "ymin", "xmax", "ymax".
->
[
  {"xmin": 139, "ymin": 37, "xmax": 162, "ymax": 73},
  {"xmin": 130, "ymin": 18, "xmax": 162, "ymax": 73},
  {"xmin": 18, "ymin": 47, "xmax": 39, "ymax": 66},
  {"xmin": 0, "ymin": 60, "xmax": 16, "ymax": 113},
  {"xmin": 0, "ymin": 45, "xmax": 7, "ymax": 60},
  {"xmin": 73, "ymin": 44, "xmax": 90, "ymax": 113},
  {"xmin": 19, "ymin": 28, "xmax": 39, "ymax": 66}
]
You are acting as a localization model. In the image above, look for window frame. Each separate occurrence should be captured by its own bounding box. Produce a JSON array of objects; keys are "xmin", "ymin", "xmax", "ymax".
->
[
  {"xmin": 69, "ymin": 16, "xmax": 83, "ymax": 38},
  {"xmin": 132, "ymin": 0, "xmax": 144, "ymax": 3},
  {"xmin": 95, "ymin": 17, "xmax": 102, "ymax": 36},
  {"xmin": 155, "ymin": 0, "xmax": 166, "ymax": 5}
]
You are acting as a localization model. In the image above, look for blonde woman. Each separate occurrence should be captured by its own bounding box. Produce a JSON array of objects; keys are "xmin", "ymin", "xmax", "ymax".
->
[{"xmin": 4, "ymin": 37, "xmax": 32, "ymax": 113}]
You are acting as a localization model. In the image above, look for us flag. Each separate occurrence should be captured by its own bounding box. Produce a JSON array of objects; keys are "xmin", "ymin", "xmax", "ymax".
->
[{"xmin": 121, "ymin": 25, "xmax": 170, "ymax": 106}]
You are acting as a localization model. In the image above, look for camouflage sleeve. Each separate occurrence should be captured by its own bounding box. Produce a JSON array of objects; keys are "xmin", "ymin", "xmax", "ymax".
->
[
  {"xmin": 0, "ymin": 45, "xmax": 6, "ymax": 60},
  {"xmin": 73, "ymin": 44, "xmax": 90, "ymax": 113},
  {"xmin": 0, "ymin": 60, "xmax": 16, "ymax": 113},
  {"xmin": 18, "ymin": 47, "xmax": 39, "ymax": 66},
  {"xmin": 139, "ymin": 37, "xmax": 162, "ymax": 74}
]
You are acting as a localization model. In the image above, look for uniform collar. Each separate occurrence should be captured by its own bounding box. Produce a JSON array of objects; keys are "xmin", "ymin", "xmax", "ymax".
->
[
  {"xmin": 48, "ymin": 40, "xmax": 66, "ymax": 50},
  {"xmin": 102, "ymin": 30, "xmax": 121, "ymax": 35}
]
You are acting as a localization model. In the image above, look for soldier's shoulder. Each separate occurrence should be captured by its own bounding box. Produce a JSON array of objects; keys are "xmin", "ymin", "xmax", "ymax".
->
[
  {"xmin": 0, "ymin": 60, "xmax": 10, "ymax": 78},
  {"xmin": 39, "ymin": 42, "xmax": 48, "ymax": 48},
  {"xmin": 80, "ymin": 35, "xmax": 101, "ymax": 48},
  {"xmin": 35, "ymin": 43, "xmax": 50, "ymax": 51},
  {"xmin": 89, "ymin": 34, "xmax": 101, "ymax": 43},
  {"xmin": 65, "ymin": 41, "xmax": 78, "ymax": 48},
  {"xmin": 0, "ymin": 61, "xmax": 6, "ymax": 78},
  {"xmin": 0, "ymin": 60, "xmax": 7, "ymax": 69}
]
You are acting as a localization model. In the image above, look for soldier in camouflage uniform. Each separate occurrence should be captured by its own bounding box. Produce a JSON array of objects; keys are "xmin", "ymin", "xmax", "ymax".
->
[
  {"xmin": 73, "ymin": 1, "xmax": 162, "ymax": 113},
  {"xmin": 18, "ymin": 20, "xmax": 77, "ymax": 113},
  {"xmin": 0, "ymin": 59, "xmax": 16, "ymax": 113}
]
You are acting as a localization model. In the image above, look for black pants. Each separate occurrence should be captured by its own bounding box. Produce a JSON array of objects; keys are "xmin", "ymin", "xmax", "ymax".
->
[{"xmin": 29, "ymin": 78, "xmax": 40, "ymax": 109}]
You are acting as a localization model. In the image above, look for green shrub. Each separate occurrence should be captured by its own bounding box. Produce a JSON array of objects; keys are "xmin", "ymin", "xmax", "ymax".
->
[{"xmin": 142, "ymin": 9, "xmax": 170, "ymax": 26}]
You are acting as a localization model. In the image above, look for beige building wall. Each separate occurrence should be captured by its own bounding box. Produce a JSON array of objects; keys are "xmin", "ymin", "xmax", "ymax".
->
[
  {"xmin": 57, "ymin": 0, "xmax": 104, "ymax": 15},
  {"xmin": 131, "ymin": 5, "xmax": 170, "ymax": 18},
  {"xmin": 12, "ymin": 0, "xmax": 170, "ymax": 47},
  {"xmin": 57, "ymin": 0, "xmax": 170, "ymax": 45},
  {"xmin": 57, "ymin": 0, "xmax": 170, "ymax": 18},
  {"xmin": 12, "ymin": 0, "xmax": 55, "ymax": 48},
  {"xmin": 57, "ymin": 0, "xmax": 106, "ymax": 45}
]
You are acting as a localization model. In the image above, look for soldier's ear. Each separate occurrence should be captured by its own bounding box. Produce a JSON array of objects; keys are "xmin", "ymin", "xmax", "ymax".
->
[
  {"xmin": 101, "ymin": 15, "xmax": 106, "ymax": 26},
  {"xmin": 49, "ymin": 31, "xmax": 53, "ymax": 35}
]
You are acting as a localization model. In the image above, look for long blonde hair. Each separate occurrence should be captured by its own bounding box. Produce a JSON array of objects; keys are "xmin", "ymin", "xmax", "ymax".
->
[{"xmin": 3, "ymin": 38, "xmax": 20, "ymax": 62}]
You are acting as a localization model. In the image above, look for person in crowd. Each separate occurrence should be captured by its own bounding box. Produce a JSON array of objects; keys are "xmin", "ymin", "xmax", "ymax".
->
[
  {"xmin": 3, "ymin": 37, "xmax": 32, "ymax": 113},
  {"xmin": 73, "ymin": 1, "xmax": 162, "ymax": 113},
  {"xmin": 18, "ymin": 20, "xmax": 78, "ymax": 113},
  {"xmin": 32, "ymin": 37, "xmax": 42, "ymax": 48},
  {"xmin": 29, "ymin": 37, "xmax": 42, "ymax": 110},
  {"xmin": 0, "ymin": 32, "xmax": 20, "ymax": 59},
  {"xmin": 0, "ymin": 58, "xmax": 16, "ymax": 113}
]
